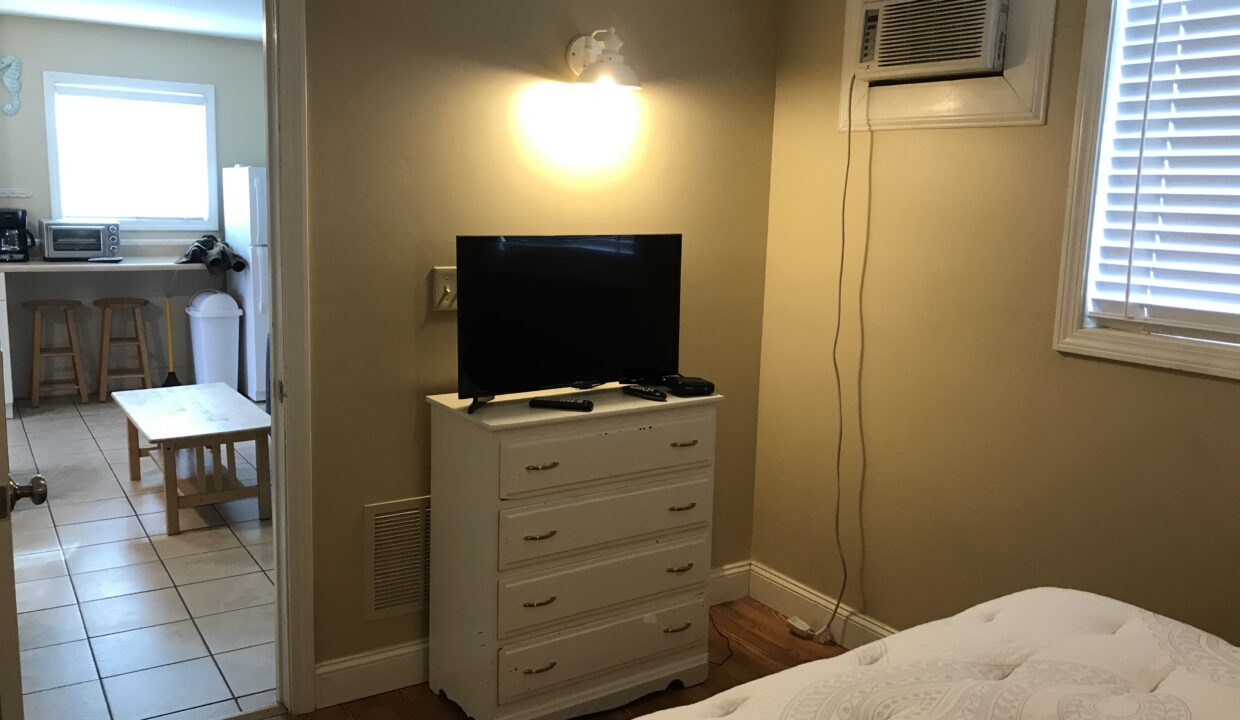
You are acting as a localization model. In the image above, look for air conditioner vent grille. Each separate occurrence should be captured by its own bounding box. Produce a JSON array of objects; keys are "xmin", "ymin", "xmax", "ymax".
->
[
  {"xmin": 877, "ymin": 0, "xmax": 992, "ymax": 68},
  {"xmin": 364, "ymin": 496, "xmax": 431, "ymax": 620}
]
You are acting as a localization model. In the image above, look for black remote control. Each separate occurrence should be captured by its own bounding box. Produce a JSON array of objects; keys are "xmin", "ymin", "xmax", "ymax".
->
[
  {"xmin": 529, "ymin": 397, "xmax": 594, "ymax": 412},
  {"xmin": 623, "ymin": 385, "xmax": 667, "ymax": 402}
]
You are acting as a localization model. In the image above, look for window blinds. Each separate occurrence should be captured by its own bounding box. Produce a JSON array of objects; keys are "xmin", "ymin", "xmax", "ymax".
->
[{"xmin": 1087, "ymin": 0, "xmax": 1240, "ymax": 340}]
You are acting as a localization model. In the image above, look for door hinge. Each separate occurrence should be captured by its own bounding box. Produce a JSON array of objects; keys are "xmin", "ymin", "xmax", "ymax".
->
[{"xmin": 277, "ymin": 379, "xmax": 287, "ymax": 402}]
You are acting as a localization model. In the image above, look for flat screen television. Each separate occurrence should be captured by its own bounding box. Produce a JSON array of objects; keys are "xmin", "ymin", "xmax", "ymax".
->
[{"xmin": 457, "ymin": 234, "xmax": 681, "ymax": 399}]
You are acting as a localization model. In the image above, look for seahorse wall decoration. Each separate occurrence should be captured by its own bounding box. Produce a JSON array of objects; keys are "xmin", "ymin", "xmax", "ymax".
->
[{"xmin": 1, "ymin": 55, "xmax": 21, "ymax": 116}]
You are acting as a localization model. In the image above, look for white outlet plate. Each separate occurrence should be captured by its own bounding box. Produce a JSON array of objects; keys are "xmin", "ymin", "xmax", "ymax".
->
[{"xmin": 432, "ymin": 266, "xmax": 457, "ymax": 312}]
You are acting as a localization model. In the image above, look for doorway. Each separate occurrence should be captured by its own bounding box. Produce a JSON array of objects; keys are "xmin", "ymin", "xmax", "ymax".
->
[{"xmin": 0, "ymin": 2, "xmax": 311, "ymax": 718}]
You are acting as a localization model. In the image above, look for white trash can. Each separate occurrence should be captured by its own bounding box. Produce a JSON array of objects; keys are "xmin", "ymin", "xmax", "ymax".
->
[{"xmin": 186, "ymin": 290, "xmax": 243, "ymax": 389}]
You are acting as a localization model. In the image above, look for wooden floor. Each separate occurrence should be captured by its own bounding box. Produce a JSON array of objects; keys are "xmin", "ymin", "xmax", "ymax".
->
[{"xmin": 290, "ymin": 599, "xmax": 843, "ymax": 720}]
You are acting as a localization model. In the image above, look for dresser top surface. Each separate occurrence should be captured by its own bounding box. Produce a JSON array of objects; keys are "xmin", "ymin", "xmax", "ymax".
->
[{"xmin": 427, "ymin": 384, "xmax": 722, "ymax": 430}]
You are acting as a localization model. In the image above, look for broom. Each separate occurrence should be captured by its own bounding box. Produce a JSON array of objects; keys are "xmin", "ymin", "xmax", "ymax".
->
[{"xmin": 161, "ymin": 297, "xmax": 182, "ymax": 387}]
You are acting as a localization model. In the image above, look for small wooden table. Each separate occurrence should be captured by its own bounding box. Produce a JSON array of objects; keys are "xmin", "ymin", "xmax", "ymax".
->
[{"xmin": 113, "ymin": 383, "xmax": 272, "ymax": 535}]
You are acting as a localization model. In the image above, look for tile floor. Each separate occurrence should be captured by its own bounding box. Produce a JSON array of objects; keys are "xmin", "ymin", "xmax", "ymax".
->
[{"xmin": 9, "ymin": 397, "xmax": 277, "ymax": 720}]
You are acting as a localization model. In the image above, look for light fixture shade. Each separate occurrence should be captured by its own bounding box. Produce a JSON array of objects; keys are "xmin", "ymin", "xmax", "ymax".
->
[
  {"xmin": 577, "ymin": 61, "xmax": 641, "ymax": 89},
  {"xmin": 567, "ymin": 28, "xmax": 642, "ymax": 89}
]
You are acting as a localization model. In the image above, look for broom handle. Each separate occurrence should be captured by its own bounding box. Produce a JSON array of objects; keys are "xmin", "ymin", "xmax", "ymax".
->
[{"xmin": 164, "ymin": 298, "xmax": 175, "ymax": 367}]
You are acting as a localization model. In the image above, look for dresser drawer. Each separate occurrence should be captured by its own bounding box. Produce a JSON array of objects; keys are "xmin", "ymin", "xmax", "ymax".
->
[
  {"xmin": 498, "ymin": 535, "xmax": 707, "ymax": 636},
  {"xmin": 498, "ymin": 596, "xmax": 706, "ymax": 703},
  {"xmin": 499, "ymin": 414, "xmax": 713, "ymax": 497},
  {"xmin": 498, "ymin": 476, "xmax": 711, "ymax": 568}
]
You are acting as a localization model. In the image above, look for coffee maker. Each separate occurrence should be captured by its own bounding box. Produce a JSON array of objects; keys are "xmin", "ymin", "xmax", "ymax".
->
[{"xmin": 0, "ymin": 209, "xmax": 34, "ymax": 262}]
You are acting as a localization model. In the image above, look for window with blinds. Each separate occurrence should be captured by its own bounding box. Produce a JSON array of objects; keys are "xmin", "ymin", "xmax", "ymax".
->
[{"xmin": 1085, "ymin": 0, "xmax": 1240, "ymax": 341}]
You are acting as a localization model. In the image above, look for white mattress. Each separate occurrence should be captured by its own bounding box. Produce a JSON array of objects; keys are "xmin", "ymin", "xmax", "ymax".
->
[{"xmin": 642, "ymin": 588, "xmax": 1240, "ymax": 719}]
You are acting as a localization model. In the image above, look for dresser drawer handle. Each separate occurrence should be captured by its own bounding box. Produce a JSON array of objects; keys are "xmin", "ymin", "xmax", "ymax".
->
[
  {"xmin": 525, "ymin": 461, "xmax": 560, "ymax": 472},
  {"xmin": 666, "ymin": 562, "xmax": 695, "ymax": 574},
  {"xmin": 663, "ymin": 622, "xmax": 693, "ymax": 634},
  {"xmin": 667, "ymin": 502, "xmax": 698, "ymax": 512},
  {"xmin": 523, "ymin": 530, "xmax": 558, "ymax": 541},
  {"xmin": 670, "ymin": 440, "xmax": 699, "ymax": 448},
  {"xmin": 522, "ymin": 661, "xmax": 557, "ymax": 675},
  {"xmin": 523, "ymin": 595, "xmax": 557, "ymax": 608}
]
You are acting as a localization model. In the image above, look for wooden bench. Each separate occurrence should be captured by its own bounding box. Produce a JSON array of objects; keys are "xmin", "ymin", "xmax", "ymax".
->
[{"xmin": 113, "ymin": 383, "xmax": 272, "ymax": 535}]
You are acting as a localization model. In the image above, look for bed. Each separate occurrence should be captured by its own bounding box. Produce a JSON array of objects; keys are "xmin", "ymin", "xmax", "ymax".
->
[{"xmin": 642, "ymin": 587, "xmax": 1239, "ymax": 719}]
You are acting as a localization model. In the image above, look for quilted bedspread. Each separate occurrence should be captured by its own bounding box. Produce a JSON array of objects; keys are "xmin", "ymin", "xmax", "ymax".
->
[{"xmin": 642, "ymin": 587, "xmax": 1239, "ymax": 719}]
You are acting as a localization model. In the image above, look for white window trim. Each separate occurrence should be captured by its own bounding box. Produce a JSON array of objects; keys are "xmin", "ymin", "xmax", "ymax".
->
[
  {"xmin": 1054, "ymin": 0, "xmax": 1240, "ymax": 381},
  {"xmin": 837, "ymin": 0, "xmax": 1058, "ymax": 132},
  {"xmin": 44, "ymin": 71, "xmax": 220, "ymax": 233}
]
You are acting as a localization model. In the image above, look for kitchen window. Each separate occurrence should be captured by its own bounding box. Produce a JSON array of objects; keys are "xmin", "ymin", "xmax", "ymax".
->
[
  {"xmin": 1056, "ymin": 0, "xmax": 1240, "ymax": 380},
  {"xmin": 44, "ymin": 72, "xmax": 219, "ymax": 232}
]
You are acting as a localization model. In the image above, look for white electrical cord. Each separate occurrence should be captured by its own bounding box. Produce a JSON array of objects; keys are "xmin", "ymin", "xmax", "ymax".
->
[{"xmin": 819, "ymin": 74, "xmax": 871, "ymax": 646}]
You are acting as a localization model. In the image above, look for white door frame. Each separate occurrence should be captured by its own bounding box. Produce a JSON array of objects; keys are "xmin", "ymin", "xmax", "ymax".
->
[{"xmin": 266, "ymin": 0, "xmax": 316, "ymax": 715}]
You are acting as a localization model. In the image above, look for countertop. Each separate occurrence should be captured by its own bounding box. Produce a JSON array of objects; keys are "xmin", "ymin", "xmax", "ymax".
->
[{"xmin": 0, "ymin": 257, "xmax": 205, "ymax": 273}]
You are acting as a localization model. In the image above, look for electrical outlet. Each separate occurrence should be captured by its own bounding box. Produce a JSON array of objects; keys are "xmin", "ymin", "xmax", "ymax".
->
[{"xmin": 432, "ymin": 266, "xmax": 457, "ymax": 312}]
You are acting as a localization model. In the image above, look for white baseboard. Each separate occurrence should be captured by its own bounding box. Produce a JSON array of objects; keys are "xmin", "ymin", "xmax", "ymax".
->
[
  {"xmin": 708, "ymin": 561, "xmax": 752, "ymax": 606},
  {"xmin": 314, "ymin": 638, "xmax": 429, "ymax": 708},
  {"xmin": 314, "ymin": 562, "xmax": 888, "ymax": 708},
  {"xmin": 747, "ymin": 561, "xmax": 895, "ymax": 649}
]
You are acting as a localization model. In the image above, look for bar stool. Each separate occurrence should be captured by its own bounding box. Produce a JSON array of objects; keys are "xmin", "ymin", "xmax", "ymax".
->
[
  {"xmin": 25, "ymin": 300, "xmax": 90, "ymax": 407},
  {"xmin": 95, "ymin": 298, "xmax": 153, "ymax": 402}
]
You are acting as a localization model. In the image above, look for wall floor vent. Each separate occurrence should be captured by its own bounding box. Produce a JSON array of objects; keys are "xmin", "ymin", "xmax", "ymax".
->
[{"xmin": 364, "ymin": 495, "xmax": 431, "ymax": 620}]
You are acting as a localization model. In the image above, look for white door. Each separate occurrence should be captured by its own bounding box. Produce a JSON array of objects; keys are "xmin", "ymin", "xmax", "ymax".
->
[{"xmin": 0, "ymin": 349, "xmax": 34, "ymax": 719}]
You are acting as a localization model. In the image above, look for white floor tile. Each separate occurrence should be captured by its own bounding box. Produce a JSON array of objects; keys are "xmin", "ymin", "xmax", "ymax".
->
[
  {"xmin": 90, "ymin": 620, "xmax": 208, "ymax": 677},
  {"xmin": 113, "ymin": 460, "xmax": 165, "ymax": 496},
  {"xmin": 154, "ymin": 699, "xmax": 242, "ymax": 720},
  {"xmin": 178, "ymin": 572, "xmax": 274, "ymax": 618},
  {"xmin": 48, "ymin": 478, "xmax": 126, "ymax": 506},
  {"xmin": 22, "ymin": 680, "xmax": 110, "ymax": 720},
  {"xmin": 8, "ymin": 445, "xmax": 35, "ymax": 473},
  {"xmin": 64, "ymin": 538, "xmax": 157, "ymax": 574},
  {"xmin": 20, "ymin": 638, "xmax": 96, "ymax": 693},
  {"xmin": 12, "ymin": 506, "xmax": 52, "ymax": 532},
  {"xmin": 31, "ymin": 435, "xmax": 101, "ymax": 457},
  {"xmin": 194, "ymin": 603, "xmax": 274, "ymax": 654},
  {"xmin": 165, "ymin": 547, "xmax": 261, "ymax": 585},
  {"xmin": 16, "ymin": 576, "xmax": 76, "ymax": 613},
  {"xmin": 79, "ymin": 587, "xmax": 188, "ymax": 637},
  {"xmin": 23, "ymin": 416, "xmax": 91, "ymax": 444},
  {"xmin": 50, "ymin": 497, "xmax": 135, "ymax": 526},
  {"xmin": 150, "ymin": 526, "xmax": 240, "ymax": 560},
  {"xmin": 127, "ymin": 491, "xmax": 165, "ymax": 514},
  {"xmin": 103, "ymin": 657, "xmax": 231, "ymax": 720},
  {"xmin": 237, "ymin": 689, "xmax": 278, "ymax": 712},
  {"xmin": 247, "ymin": 542, "xmax": 275, "ymax": 571},
  {"xmin": 57, "ymin": 516, "xmax": 145, "ymax": 549},
  {"xmin": 229, "ymin": 519, "xmax": 272, "ymax": 547},
  {"xmin": 14, "ymin": 550, "xmax": 67, "ymax": 584},
  {"xmin": 140, "ymin": 506, "xmax": 225, "ymax": 537},
  {"xmin": 18, "ymin": 604, "xmax": 86, "ymax": 651},
  {"xmin": 215, "ymin": 642, "xmax": 275, "ymax": 697},
  {"xmin": 71, "ymin": 560, "xmax": 173, "ymax": 602},
  {"xmin": 13, "ymin": 527, "xmax": 60, "ymax": 556},
  {"xmin": 215, "ymin": 498, "xmax": 260, "ymax": 525}
]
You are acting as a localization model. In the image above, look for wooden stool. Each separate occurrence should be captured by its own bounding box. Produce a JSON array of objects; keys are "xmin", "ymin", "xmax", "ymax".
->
[
  {"xmin": 95, "ymin": 298, "xmax": 153, "ymax": 402},
  {"xmin": 24, "ymin": 300, "xmax": 90, "ymax": 407}
]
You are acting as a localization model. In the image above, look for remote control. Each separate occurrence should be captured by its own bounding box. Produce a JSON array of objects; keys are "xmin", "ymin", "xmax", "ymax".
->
[
  {"xmin": 623, "ymin": 385, "xmax": 667, "ymax": 402},
  {"xmin": 88, "ymin": 256, "xmax": 124, "ymax": 263},
  {"xmin": 529, "ymin": 397, "xmax": 594, "ymax": 412}
]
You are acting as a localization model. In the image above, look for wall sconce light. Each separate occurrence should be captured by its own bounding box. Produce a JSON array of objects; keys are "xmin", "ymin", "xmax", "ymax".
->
[{"xmin": 566, "ymin": 28, "xmax": 641, "ymax": 89}]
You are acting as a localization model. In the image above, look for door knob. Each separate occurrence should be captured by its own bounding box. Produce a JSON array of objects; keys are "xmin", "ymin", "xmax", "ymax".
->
[{"xmin": 2, "ymin": 474, "xmax": 47, "ymax": 518}]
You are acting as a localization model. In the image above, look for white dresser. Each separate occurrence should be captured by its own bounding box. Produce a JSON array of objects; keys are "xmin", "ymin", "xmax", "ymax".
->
[{"xmin": 427, "ymin": 387, "xmax": 721, "ymax": 720}]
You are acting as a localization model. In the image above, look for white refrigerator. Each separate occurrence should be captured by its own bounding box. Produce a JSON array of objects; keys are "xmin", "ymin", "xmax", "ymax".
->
[{"xmin": 223, "ymin": 165, "xmax": 270, "ymax": 403}]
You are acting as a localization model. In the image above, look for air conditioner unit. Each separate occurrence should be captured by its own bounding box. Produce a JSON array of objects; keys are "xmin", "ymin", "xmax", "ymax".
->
[{"xmin": 855, "ymin": 0, "xmax": 1009, "ymax": 83}]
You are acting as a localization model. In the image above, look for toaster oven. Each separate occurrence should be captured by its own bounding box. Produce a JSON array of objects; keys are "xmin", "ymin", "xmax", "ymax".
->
[{"xmin": 39, "ymin": 220, "xmax": 121, "ymax": 261}]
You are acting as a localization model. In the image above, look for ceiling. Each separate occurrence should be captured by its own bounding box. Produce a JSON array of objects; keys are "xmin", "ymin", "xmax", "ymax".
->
[{"xmin": 0, "ymin": 0, "xmax": 262, "ymax": 41}]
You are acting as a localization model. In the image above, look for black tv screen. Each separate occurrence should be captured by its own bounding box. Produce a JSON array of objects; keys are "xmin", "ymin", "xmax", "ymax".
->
[{"xmin": 457, "ymin": 234, "xmax": 681, "ymax": 399}]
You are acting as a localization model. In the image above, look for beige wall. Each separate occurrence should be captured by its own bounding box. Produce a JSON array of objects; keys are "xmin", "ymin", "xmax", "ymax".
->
[
  {"xmin": 305, "ymin": 1, "xmax": 777, "ymax": 661},
  {"xmin": 0, "ymin": 15, "xmax": 267, "ymax": 235},
  {"xmin": 754, "ymin": 0, "xmax": 1240, "ymax": 643}
]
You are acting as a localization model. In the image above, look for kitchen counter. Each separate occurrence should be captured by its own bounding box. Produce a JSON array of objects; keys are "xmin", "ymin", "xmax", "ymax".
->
[{"xmin": 0, "ymin": 257, "xmax": 204, "ymax": 273}]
